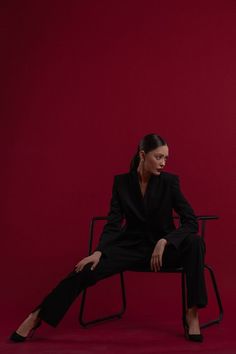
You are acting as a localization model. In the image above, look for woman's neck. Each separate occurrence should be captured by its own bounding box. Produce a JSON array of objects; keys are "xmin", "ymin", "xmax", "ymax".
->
[{"xmin": 137, "ymin": 165, "xmax": 151, "ymax": 184}]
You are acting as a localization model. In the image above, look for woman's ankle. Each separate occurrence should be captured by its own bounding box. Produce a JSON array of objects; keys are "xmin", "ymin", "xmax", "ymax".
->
[
  {"xmin": 186, "ymin": 306, "xmax": 198, "ymax": 318},
  {"xmin": 30, "ymin": 309, "xmax": 41, "ymax": 319},
  {"xmin": 186, "ymin": 307, "xmax": 201, "ymax": 334}
]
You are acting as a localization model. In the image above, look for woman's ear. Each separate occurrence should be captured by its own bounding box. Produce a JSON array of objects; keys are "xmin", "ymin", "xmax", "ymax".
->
[{"xmin": 139, "ymin": 150, "xmax": 145, "ymax": 161}]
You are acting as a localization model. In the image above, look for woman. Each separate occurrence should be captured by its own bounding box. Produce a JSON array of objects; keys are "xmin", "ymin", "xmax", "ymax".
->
[{"xmin": 10, "ymin": 133, "xmax": 207, "ymax": 343}]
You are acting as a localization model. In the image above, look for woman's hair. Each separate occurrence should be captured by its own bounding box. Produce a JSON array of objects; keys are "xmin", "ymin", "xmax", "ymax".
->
[{"xmin": 129, "ymin": 133, "xmax": 167, "ymax": 171}]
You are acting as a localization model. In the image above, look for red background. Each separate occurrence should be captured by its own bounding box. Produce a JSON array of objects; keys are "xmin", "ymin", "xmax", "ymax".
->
[{"xmin": 1, "ymin": 0, "xmax": 235, "ymax": 332}]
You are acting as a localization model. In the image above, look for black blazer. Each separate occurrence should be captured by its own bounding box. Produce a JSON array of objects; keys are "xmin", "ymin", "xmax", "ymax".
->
[{"xmin": 95, "ymin": 169, "xmax": 198, "ymax": 254}]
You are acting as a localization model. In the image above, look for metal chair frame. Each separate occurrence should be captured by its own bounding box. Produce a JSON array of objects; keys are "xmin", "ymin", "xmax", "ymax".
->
[{"xmin": 79, "ymin": 215, "xmax": 223, "ymax": 329}]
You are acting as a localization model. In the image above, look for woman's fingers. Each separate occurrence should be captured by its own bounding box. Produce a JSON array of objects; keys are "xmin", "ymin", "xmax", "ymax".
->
[
  {"xmin": 151, "ymin": 254, "xmax": 160, "ymax": 272},
  {"xmin": 75, "ymin": 256, "xmax": 100, "ymax": 273},
  {"xmin": 159, "ymin": 252, "xmax": 163, "ymax": 268},
  {"xmin": 156, "ymin": 255, "xmax": 160, "ymax": 271},
  {"xmin": 74, "ymin": 264, "xmax": 82, "ymax": 272},
  {"xmin": 151, "ymin": 247, "xmax": 165, "ymax": 271},
  {"xmin": 151, "ymin": 239, "xmax": 166, "ymax": 272},
  {"xmin": 75, "ymin": 260, "xmax": 87, "ymax": 272},
  {"xmin": 74, "ymin": 252, "xmax": 102, "ymax": 273},
  {"xmin": 151, "ymin": 255, "xmax": 156, "ymax": 271},
  {"xmin": 90, "ymin": 260, "xmax": 98, "ymax": 271}
]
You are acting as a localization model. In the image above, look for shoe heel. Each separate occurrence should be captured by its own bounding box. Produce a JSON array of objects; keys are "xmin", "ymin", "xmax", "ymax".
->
[{"xmin": 28, "ymin": 319, "xmax": 42, "ymax": 338}]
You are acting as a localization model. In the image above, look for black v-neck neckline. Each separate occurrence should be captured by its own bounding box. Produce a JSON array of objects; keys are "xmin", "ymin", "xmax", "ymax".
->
[
  {"xmin": 131, "ymin": 169, "xmax": 158, "ymax": 201},
  {"xmin": 138, "ymin": 176, "xmax": 152, "ymax": 200},
  {"xmin": 128, "ymin": 169, "xmax": 162, "ymax": 217}
]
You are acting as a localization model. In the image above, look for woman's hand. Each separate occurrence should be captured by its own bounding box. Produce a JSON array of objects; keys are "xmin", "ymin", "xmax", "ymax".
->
[
  {"xmin": 74, "ymin": 251, "xmax": 102, "ymax": 273},
  {"xmin": 150, "ymin": 238, "xmax": 167, "ymax": 272}
]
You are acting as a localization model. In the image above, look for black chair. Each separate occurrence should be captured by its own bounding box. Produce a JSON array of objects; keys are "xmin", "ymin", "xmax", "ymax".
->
[{"xmin": 79, "ymin": 215, "xmax": 223, "ymax": 330}]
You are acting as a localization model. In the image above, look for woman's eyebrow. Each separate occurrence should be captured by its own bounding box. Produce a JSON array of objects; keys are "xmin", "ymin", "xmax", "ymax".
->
[{"xmin": 156, "ymin": 153, "xmax": 169, "ymax": 158}]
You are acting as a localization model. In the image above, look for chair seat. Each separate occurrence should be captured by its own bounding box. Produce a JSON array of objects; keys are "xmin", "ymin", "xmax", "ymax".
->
[{"xmin": 134, "ymin": 267, "xmax": 184, "ymax": 273}]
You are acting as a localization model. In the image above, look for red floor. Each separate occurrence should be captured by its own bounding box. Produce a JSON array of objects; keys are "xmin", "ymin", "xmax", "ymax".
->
[
  {"xmin": 1, "ymin": 314, "xmax": 235, "ymax": 354},
  {"xmin": 2, "ymin": 271, "xmax": 235, "ymax": 354}
]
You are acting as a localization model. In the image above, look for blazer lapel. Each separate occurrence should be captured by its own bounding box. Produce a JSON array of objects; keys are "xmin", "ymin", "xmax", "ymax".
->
[
  {"xmin": 145, "ymin": 173, "xmax": 162, "ymax": 213},
  {"xmin": 129, "ymin": 170, "xmax": 147, "ymax": 217}
]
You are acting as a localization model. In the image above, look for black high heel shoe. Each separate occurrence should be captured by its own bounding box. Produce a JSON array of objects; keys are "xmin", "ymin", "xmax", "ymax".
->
[
  {"xmin": 184, "ymin": 322, "xmax": 203, "ymax": 343},
  {"xmin": 9, "ymin": 319, "xmax": 42, "ymax": 343}
]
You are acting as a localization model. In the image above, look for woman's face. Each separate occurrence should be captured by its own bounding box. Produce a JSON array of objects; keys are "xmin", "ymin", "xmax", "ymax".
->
[{"xmin": 139, "ymin": 145, "xmax": 169, "ymax": 175}]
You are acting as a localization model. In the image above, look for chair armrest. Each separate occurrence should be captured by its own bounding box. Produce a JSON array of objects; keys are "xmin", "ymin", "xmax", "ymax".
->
[
  {"xmin": 88, "ymin": 216, "xmax": 108, "ymax": 254},
  {"xmin": 196, "ymin": 215, "xmax": 219, "ymax": 239},
  {"xmin": 196, "ymin": 215, "xmax": 219, "ymax": 221}
]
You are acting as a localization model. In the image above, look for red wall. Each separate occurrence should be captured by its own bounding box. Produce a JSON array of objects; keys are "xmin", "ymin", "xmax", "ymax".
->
[{"xmin": 1, "ymin": 0, "xmax": 236, "ymax": 328}]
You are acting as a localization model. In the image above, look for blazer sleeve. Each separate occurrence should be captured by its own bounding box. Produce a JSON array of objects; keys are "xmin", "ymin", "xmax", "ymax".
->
[
  {"xmin": 94, "ymin": 175, "xmax": 124, "ymax": 254},
  {"xmin": 164, "ymin": 175, "xmax": 198, "ymax": 249}
]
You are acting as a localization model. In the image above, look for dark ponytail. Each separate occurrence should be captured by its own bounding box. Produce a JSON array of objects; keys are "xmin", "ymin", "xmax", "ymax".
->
[
  {"xmin": 129, "ymin": 133, "xmax": 167, "ymax": 172},
  {"xmin": 129, "ymin": 151, "xmax": 140, "ymax": 171}
]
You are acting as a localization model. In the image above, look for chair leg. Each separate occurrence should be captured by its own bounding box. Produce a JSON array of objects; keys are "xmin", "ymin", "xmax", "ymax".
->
[
  {"xmin": 79, "ymin": 272, "xmax": 127, "ymax": 327},
  {"xmin": 200, "ymin": 264, "xmax": 223, "ymax": 329},
  {"xmin": 181, "ymin": 271, "xmax": 187, "ymax": 330}
]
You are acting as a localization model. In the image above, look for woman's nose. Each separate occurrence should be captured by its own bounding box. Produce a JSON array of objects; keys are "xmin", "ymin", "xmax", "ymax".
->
[{"xmin": 160, "ymin": 159, "xmax": 166, "ymax": 167}]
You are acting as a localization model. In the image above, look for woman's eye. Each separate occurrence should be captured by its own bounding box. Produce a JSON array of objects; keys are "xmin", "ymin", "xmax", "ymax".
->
[{"xmin": 155, "ymin": 155, "xmax": 168, "ymax": 161}]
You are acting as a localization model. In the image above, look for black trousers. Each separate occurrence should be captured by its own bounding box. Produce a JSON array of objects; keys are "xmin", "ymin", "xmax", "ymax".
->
[{"xmin": 34, "ymin": 233, "xmax": 207, "ymax": 327}]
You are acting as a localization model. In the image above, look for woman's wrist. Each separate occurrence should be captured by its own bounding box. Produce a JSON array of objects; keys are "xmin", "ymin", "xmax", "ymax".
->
[
  {"xmin": 160, "ymin": 238, "xmax": 168, "ymax": 245},
  {"xmin": 93, "ymin": 251, "xmax": 102, "ymax": 257}
]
